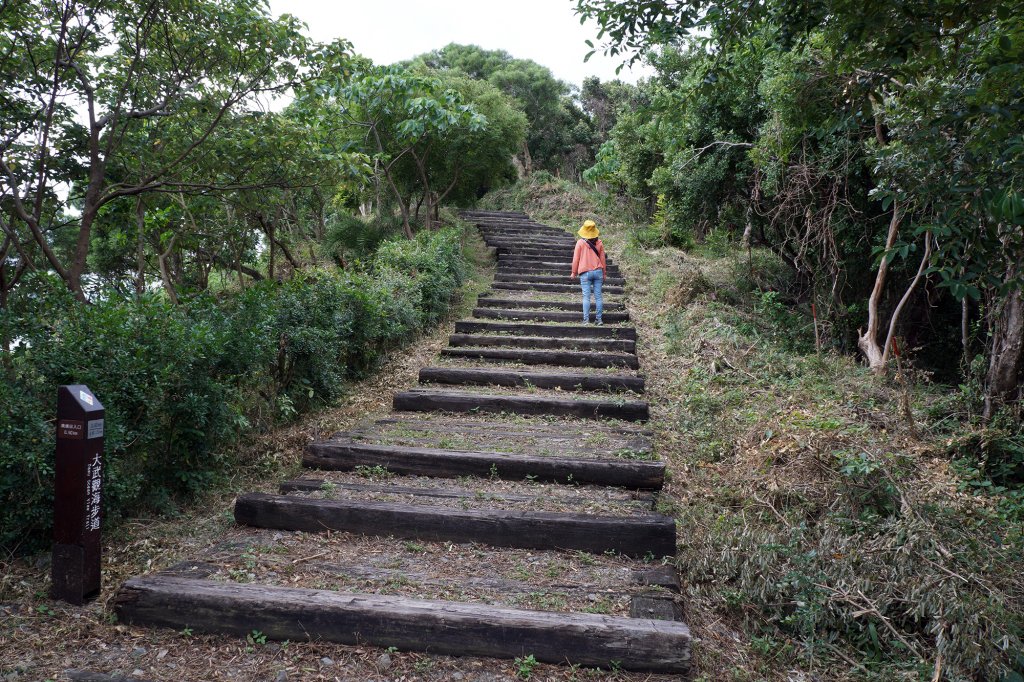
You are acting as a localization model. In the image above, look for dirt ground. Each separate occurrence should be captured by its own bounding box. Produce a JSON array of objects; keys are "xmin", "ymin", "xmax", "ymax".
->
[{"xmin": 0, "ymin": 225, "xmax": 688, "ymax": 682}]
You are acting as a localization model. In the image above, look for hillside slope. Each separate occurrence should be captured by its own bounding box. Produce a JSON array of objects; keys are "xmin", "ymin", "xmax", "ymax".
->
[{"xmin": 479, "ymin": 175, "xmax": 1024, "ymax": 681}]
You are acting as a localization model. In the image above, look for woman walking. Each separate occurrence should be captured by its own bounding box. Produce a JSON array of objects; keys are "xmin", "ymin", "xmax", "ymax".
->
[{"xmin": 570, "ymin": 219, "xmax": 608, "ymax": 325}]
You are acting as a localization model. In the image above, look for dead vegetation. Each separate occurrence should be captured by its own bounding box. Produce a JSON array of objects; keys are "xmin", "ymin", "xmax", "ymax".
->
[{"xmin": 481, "ymin": 178, "xmax": 1024, "ymax": 681}]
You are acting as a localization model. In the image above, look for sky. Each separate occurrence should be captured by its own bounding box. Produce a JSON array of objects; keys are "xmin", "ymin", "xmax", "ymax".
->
[{"xmin": 266, "ymin": 0, "xmax": 654, "ymax": 86}]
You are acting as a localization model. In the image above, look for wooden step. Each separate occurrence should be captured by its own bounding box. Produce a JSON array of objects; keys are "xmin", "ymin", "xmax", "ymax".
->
[
  {"xmin": 473, "ymin": 308, "xmax": 630, "ymax": 323},
  {"xmin": 478, "ymin": 227, "xmax": 557, "ymax": 233},
  {"xmin": 372, "ymin": 414, "xmax": 651, "ymax": 437},
  {"xmin": 304, "ymin": 440, "xmax": 662, "ymax": 488},
  {"xmin": 278, "ymin": 478, "xmax": 654, "ymax": 506},
  {"xmin": 496, "ymin": 259, "xmax": 574, "ymax": 267},
  {"xmin": 442, "ymin": 347, "xmax": 639, "ymax": 369},
  {"xmin": 498, "ymin": 265, "xmax": 623, "ymax": 275},
  {"xmin": 460, "ymin": 210, "xmax": 529, "ymax": 218},
  {"xmin": 114, "ymin": 576, "xmax": 692, "ymax": 673},
  {"xmin": 498, "ymin": 261, "xmax": 620, "ymax": 272},
  {"xmin": 485, "ymin": 239, "xmax": 577, "ymax": 248},
  {"xmin": 234, "ymin": 493, "xmax": 674, "ymax": 557},
  {"xmin": 483, "ymin": 233, "xmax": 570, "ymax": 242},
  {"xmin": 482, "ymin": 233, "xmax": 574, "ymax": 241},
  {"xmin": 495, "ymin": 273, "xmax": 628, "ymax": 286},
  {"xmin": 491, "ymin": 283, "xmax": 626, "ymax": 294},
  {"xmin": 364, "ymin": 416, "xmax": 653, "ymax": 444},
  {"xmin": 476, "ymin": 297, "xmax": 627, "ymax": 311},
  {"xmin": 419, "ymin": 366, "xmax": 645, "ymax": 393},
  {"xmin": 393, "ymin": 388, "xmax": 649, "ymax": 421},
  {"xmin": 455, "ymin": 320, "xmax": 637, "ymax": 340},
  {"xmin": 492, "ymin": 247, "xmax": 577, "ymax": 255},
  {"xmin": 449, "ymin": 333, "xmax": 636, "ymax": 353}
]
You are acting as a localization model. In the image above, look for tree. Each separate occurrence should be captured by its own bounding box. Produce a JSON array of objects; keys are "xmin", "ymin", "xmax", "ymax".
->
[
  {"xmin": 0, "ymin": 0, "xmax": 310, "ymax": 301},
  {"xmin": 328, "ymin": 67, "xmax": 487, "ymax": 236},
  {"xmin": 577, "ymin": 0, "xmax": 1024, "ymax": 417},
  {"xmin": 410, "ymin": 44, "xmax": 575, "ymax": 175}
]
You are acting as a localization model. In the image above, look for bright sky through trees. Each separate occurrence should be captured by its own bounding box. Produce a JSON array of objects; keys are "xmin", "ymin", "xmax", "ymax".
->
[{"xmin": 266, "ymin": 0, "xmax": 654, "ymax": 85}]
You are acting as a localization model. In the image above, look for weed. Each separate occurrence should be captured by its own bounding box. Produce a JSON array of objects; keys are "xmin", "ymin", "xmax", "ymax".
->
[
  {"xmin": 613, "ymin": 448, "xmax": 657, "ymax": 461},
  {"xmin": 583, "ymin": 599, "xmax": 614, "ymax": 614},
  {"xmin": 354, "ymin": 464, "xmax": 393, "ymax": 481},
  {"xmin": 574, "ymin": 550, "xmax": 596, "ymax": 566},
  {"xmin": 246, "ymin": 629, "xmax": 267, "ymax": 646},
  {"xmin": 402, "ymin": 541, "xmax": 426, "ymax": 553},
  {"xmin": 514, "ymin": 654, "xmax": 538, "ymax": 679}
]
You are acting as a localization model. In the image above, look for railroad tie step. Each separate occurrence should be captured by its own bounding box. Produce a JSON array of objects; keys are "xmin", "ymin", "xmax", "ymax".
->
[
  {"xmin": 491, "ymin": 283, "xmax": 626, "ymax": 294},
  {"xmin": 441, "ymin": 347, "xmax": 640, "ymax": 369},
  {"xmin": 233, "ymin": 493, "xmax": 675, "ymax": 557},
  {"xmin": 448, "ymin": 333, "xmax": 636, "ymax": 353},
  {"xmin": 114, "ymin": 576, "xmax": 692, "ymax": 673},
  {"xmin": 476, "ymin": 297, "xmax": 627, "ymax": 311},
  {"xmin": 485, "ymin": 241, "xmax": 577, "ymax": 250},
  {"xmin": 277, "ymin": 479, "xmax": 655, "ymax": 507},
  {"xmin": 472, "ymin": 308, "xmax": 630, "ymax": 323},
  {"xmin": 497, "ymin": 265, "xmax": 624, "ymax": 276},
  {"xmin": 454, "ymin": 320, "xmax": 637, "ymax": 340},
  {"xmin": 494, "ymin": 273, "xmax": 628, "ymax": 286},
  {"xmin": 356, "ymin": 413, "xmax": 651, "ymax": 446},
  {"xmin": 303, "ymin": 440, "xmax": 663, "ymax": 488},
  {"xmin": 418, "ymin": 366, "xmax": 645, "ymax": 393},
  {"xmin": 393, "ymin": 388, "xmax": 649, "ymax": 421}
]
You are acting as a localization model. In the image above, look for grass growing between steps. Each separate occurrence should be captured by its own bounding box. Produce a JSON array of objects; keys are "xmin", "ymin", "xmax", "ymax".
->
[
  {"xmin": 479, "ymin": 176, "xmax": 1024, "ymax": 681},
  {"xmin": 0, "ymin": 210, "xmax": 684, "ymax": 682},
  {"xmin": 2, "ymin": 213, "xmax": 640, "ymax": 682}
]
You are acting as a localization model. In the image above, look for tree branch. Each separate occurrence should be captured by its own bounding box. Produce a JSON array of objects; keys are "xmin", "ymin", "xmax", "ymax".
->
[{"xmin": 881, "ymin": 231, "xmax": 933, "ymax": 366}]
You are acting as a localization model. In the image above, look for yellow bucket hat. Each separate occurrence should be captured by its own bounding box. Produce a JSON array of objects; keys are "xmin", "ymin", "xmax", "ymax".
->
[{"xmin": 578, "ymin": 220, "xmax": 599, "ymax": 239}]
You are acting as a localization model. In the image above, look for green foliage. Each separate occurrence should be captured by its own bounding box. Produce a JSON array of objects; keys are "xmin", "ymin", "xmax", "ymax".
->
[
  {"xmin": 0, "ymin": 229, "xmax": 465, "ymax": 553},
  {"xmin": 577, "ymin": 0, "xmax": 1024, "ymax": 416},
  {"xmin": 514, "ymin": 654, "xmax": 538, "ymax": 679},
  {"xmin": 409, "ymin": 43, "xmax": 592, "ymax": 176}
]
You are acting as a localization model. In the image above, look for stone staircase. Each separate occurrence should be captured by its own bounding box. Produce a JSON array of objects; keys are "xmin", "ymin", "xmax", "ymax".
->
[{"xmin": 113, "ymin": 210, "xmax": 691, "ymax": 675}]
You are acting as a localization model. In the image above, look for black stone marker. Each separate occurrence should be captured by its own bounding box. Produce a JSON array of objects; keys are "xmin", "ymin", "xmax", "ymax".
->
[{"xmin": 53, "ymin": 384, "xmax": 105, "ymax": 604}]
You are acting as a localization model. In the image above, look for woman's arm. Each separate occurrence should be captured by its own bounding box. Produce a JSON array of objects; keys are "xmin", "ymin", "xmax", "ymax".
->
[{"xmin": 571, "ymin": 240, "xmax": 582, "ymax": 278}]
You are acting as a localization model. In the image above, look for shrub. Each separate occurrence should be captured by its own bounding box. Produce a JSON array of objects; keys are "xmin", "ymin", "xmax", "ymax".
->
[{"xmin": 0, "ymin": 229, "xmax": 466, "ymax": 553}]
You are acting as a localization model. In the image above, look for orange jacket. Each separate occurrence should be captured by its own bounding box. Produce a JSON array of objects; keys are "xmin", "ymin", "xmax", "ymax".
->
[{"xmin": 571, "ymin": 238, "xmax": 607, "ymax": 277}]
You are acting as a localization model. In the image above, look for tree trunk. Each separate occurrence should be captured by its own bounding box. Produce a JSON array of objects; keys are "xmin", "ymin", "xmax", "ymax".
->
[
  {"xmin": 158, "ymin": 235, "xmax": 179, "ymax": 304},
  {"xmin": 267, "ymin": 215, "xmax": 275, "ymax": 280},
  {"xmin": 858, "ymin": 204, "xmax": 903, "ymax": 371},
  {"xmin": 983, "ymin": 269, "xmax": 1024, "ymax": 420},
  {"xmin": 521, "ymin": 140, "xmax": 534, "ymax": 176},
  {"xmin": 135, "ymin": 196, "xmax": 146, "ymax": 299},
  {"xmin": 961, "ymin": 298, "xmax": 970, "ymax": 368}
]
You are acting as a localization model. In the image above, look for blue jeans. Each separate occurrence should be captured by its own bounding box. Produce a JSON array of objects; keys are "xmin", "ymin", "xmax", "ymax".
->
[{"xmin": 580, "ymin": 269, "xmax": 603, "ymax": 323}]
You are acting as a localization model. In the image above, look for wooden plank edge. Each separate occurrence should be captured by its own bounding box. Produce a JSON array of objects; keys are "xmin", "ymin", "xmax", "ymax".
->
[
  {"xmin": 302, "ymin": 442, "xmax": 665, "ymax": 490},
  {"xmin": 234, "ymin": 493, "xmax": 676, "ymax": 558},
  {"xmin": 114, "ymin": 576, "xmax": 691, "ymax": 673}
]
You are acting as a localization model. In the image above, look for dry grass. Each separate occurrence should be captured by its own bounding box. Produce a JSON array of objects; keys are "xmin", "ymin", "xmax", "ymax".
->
[
  {"xmin": 479, "ymin": 177, "xmax": 1024, "ymax": 681},
  {"xmin": 0, "ymin": 217, "xmax": 686, "ymax": 682}
]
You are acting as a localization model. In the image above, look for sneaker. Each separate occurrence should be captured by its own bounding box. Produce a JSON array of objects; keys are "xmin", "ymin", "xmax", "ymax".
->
[{"xmin": 596, "ymin": 320, "xmax": 604, "ymax": 326}]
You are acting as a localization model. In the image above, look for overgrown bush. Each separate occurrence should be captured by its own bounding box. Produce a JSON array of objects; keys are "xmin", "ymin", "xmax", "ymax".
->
[{"xmin": 0, "ymin": 228, "xmax": 465, "ymax": 553}]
